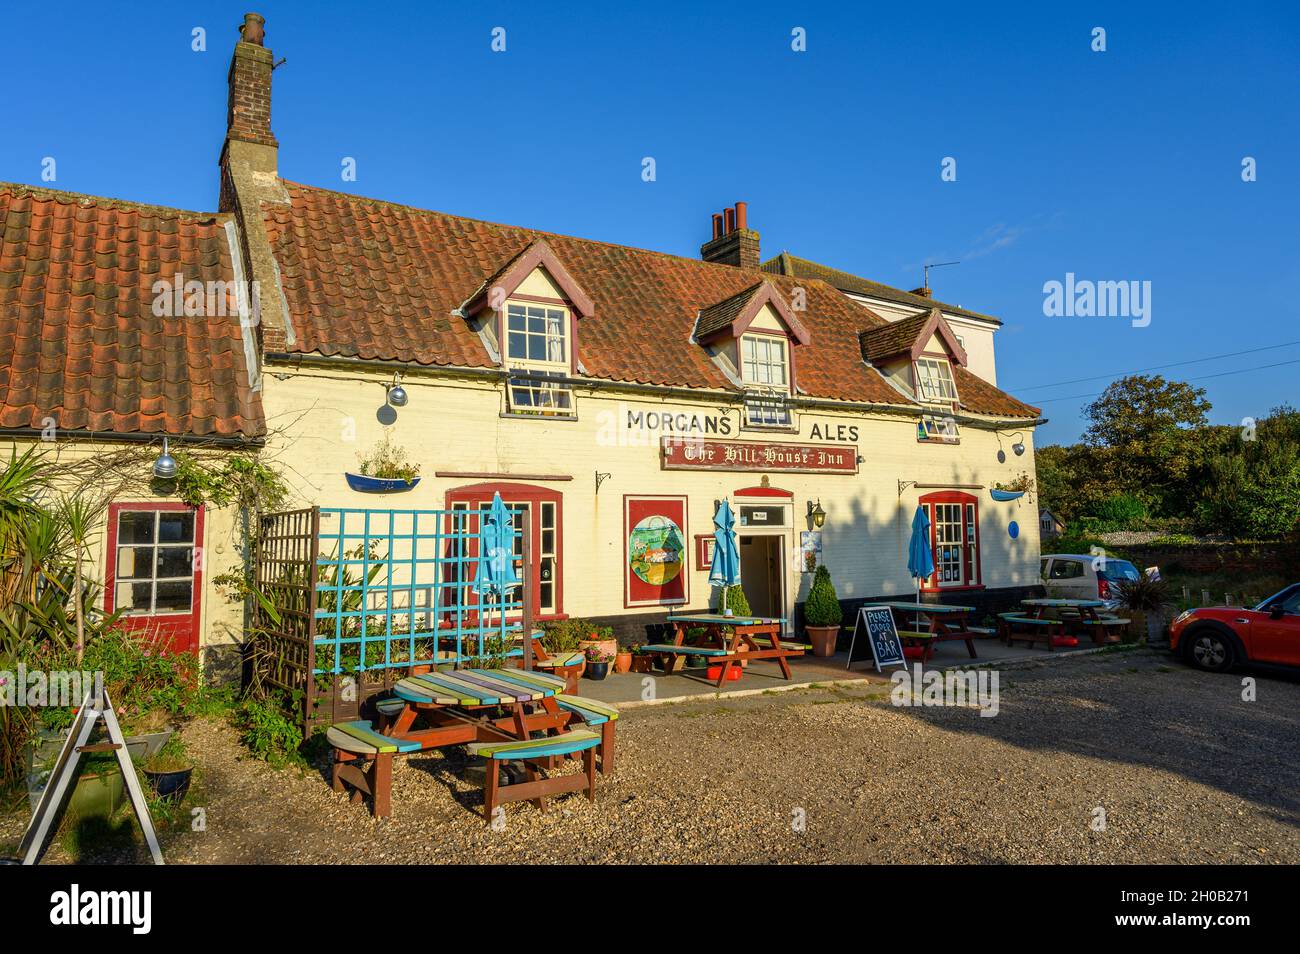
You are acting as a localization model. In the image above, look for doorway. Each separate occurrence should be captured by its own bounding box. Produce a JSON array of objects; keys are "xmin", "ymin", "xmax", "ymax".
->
[{"xmin": 739, "ymin": 535, "xmax": 784, "ymax": 619}]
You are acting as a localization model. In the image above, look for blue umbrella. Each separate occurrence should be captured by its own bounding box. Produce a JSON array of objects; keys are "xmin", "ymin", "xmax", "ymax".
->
[
  {"xmin": 709, "ymin": 499, "xmax": 741, "ymax": 616},
  {"xmin": 906, "ymin": 506, "xmax": 935, "ymax": 629},
  {"xmin": 475, "ymin": 492, "xmax": 519, "ymax": 596},
  {"xmin": 475, "ymin": 493, "xmax": 521, "ymax": 664}
]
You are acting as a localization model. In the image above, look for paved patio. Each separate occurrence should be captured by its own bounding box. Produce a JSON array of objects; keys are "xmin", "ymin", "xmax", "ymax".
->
[{"xmin": 571, "ymin": 634, "xmax": 1118, "ymax": 707}]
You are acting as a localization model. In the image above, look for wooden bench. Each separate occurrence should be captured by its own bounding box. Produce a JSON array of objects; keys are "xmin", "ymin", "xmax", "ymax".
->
[
  {"xmin": 1000, "ymin": 616, "xmax": 1064, "ymax": 649},
  {"xmin": 555, "ymin": 694, "xmax": 619, "ymax": 774},
  {"xmin": 327, "ymin": 720, "xmax": 422, "ymax": 819},
  {"xmin": 1081, "ymin": 618, "xmax": 1130, "ymax": 644},
  {"xmin": 469, "ymin": 729, "xmax": 601, "ymax": 822}
]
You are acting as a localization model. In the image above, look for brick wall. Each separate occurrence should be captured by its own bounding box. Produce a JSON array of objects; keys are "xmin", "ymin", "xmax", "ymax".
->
[{"xmin": 1121, "ymin": 542, "xmax": 1300, "ymax": 578}]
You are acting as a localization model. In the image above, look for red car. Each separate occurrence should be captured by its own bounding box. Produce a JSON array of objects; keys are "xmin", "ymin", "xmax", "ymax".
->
[{"xmin": 1169, "ymin": 584, "xmax": 1300, "ymax": 672}]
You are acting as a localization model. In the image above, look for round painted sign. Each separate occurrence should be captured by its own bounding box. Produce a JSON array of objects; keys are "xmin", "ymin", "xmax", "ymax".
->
[
  {"xmin": 1008, "ymin": 520, "xmax": 1020, "ymax": 539},
  {"xmin": 628, "ymin": 515, "xmax": 685, "ymax": 586}
]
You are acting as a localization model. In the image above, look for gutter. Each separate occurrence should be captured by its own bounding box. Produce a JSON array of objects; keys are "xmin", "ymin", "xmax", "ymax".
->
[
  {"xmin": 262, "ymin": 352, "xmax": 1045, "ymax": 430},
  {"xmin": 0, "ymin": 428, "xmax": 264, "ymax": 449}
]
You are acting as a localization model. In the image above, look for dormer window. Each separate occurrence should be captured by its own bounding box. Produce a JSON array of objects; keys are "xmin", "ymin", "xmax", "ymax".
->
[
  {"xmin": 458, "ymin": 239, "xmax": 595, "ymax": 420},
  {"xmin": 741, "ymin": 334, "xmax": 788, "ymax": 388},
  {"xmin": 506, "ymin": 301, "xmax": 572, "ymax": 414},
  {"xmin": 914, "ymin": 356, "xmax": 958, "ymax": 404}
]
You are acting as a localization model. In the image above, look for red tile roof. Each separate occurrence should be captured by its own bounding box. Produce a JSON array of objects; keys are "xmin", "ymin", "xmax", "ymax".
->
[
  {"xmin": 0, "ymin": 184, "xmax": 264, "ymax": 439},
  {"xmin": 261, "ymin": 182, "xmax": 1039, "ymax": 419}
]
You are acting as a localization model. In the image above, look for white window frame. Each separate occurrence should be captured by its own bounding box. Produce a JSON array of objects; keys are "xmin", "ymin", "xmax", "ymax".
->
[
  {"xmin": 917, "ymin": 414, "xmax": 960, "ymax": 444},
  {"xmin": 113, "ymin": 509, "xmax": 197, "ymax": 616},
  {"xmin": 505, "ymin": 301, "xmax": 573, "ymax": 415},
  {"xmin": 740, "ymin": 333, "xmax": 789, "ymax": 389},
  {"xmin": 913, "ymin": 356, "xmax": 959, "ymax": 405}
]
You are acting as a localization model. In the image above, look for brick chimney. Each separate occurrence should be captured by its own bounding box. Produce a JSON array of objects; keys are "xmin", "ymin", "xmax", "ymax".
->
[
  {"xmin": 701, "ymin": 202, "xmax": 760, "ymax": 269},
  {"xmin": 225, "ymin": 13, "xmax": 277, "ymax": 148},
  {"xmin": 219, "ymin": 13, "xmax": 280, "ymax": 212},
  {"xmin": 909, "ymin": 286, "xmax": 933, "ymax": 298},
  {"xmin": 217, "ymin": 13, "xmax": 293, "ymax": 354}
]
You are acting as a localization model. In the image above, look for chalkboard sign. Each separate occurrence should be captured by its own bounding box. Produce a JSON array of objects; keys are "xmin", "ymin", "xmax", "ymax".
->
[{"xmin": 847, "ymin": 605, "xmax": 906, "ymax": 671}]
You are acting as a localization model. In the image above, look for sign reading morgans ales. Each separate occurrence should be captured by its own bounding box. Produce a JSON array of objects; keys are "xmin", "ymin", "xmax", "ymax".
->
[{"xmin": 660, "ymin": 437, "xmax": 858, "ymax": 474}]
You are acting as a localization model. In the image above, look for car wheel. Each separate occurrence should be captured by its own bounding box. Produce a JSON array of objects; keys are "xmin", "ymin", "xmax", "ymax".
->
[{"xmin": 1185, "ymin": 627, "xmax": 1234, "ymax": 673}]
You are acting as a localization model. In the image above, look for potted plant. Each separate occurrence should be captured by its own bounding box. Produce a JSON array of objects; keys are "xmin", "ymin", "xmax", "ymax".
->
[
  {"xmin": 803, "ymin": 565, "xmax": 843, "ymax": 657},
  {"xmin": 578, "ymin": 625, "xmax": 618, "ymax": 663},
  {"xmin": 346, "ymin": 435, "xmax": 421, "ymax": 493},
  {"xmin": 140, "ymin": 737, "xmax": 193, "ymax": 803},
  {"xmin": 1114, "ymin": 571, "xmax": 1171, "ymax": 645},
  {"xmin": 614, "ymin": 645, "xmax": 633, "ymax": 674},
  {"xmin": 629, "ymin": 644, "xmax": 653, "ymax": 673},
  {"xmin": 583, "ymin": 646, "xmax": 613, "ymax": 681}
]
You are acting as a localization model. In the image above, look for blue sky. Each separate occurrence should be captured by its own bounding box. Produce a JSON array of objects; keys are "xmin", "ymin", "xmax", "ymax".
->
[{"xmin": 4, "ymin": 1, "xmax": 1297, "ymax": 445}]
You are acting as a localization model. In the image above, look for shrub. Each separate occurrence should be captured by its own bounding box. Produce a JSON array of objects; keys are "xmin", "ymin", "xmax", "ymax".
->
[
  {"xmin": 716, "ymin": 583, "xmax": 751, "ymax": 616},
  {"xmin": 357, "ymin": 435, "xmax": 421, "ymax": 484},
  {"xmin": 233, "ymin": 691, "xmax": 305, "ymax": 769},
  {"xmin": 803, "ymin": 565, "xmax": 843, "ymax": 627},
  {"xmin": 1090, "ymin": 493, "xmax": 1149, "ymax": 528}
]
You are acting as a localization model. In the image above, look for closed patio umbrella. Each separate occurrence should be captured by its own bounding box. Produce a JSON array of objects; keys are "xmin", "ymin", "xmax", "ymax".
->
[
  {"xmin": 709, "ymin": 499, "xmax": 741, "ymax": 616},
  {"xmin": 906, "ymin": 506, "xmax": 935, "ymax": 631},
  {"xmin": 476, "ymin": 492, "xmax": 522, "ymax": 664}
]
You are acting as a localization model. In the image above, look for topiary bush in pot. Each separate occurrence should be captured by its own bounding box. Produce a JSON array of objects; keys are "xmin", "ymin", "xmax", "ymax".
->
[{"xmin": 803, "ymin": 565, "xmax": 843, "ymax": 656}]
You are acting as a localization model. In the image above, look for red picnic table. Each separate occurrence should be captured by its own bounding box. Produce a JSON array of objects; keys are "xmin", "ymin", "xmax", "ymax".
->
[
  {"xmin": 878, "ymin": 601, "xmax": 979, "ymax": 661},
  {"xmin": 640, "ymin": 613, "xmax": 805, "ymax": 688}
]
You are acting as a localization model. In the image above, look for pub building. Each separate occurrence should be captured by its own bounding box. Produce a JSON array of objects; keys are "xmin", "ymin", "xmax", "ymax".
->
[{"xmin": 0, "ymin": 16, "xmax": 1045, "ymax": 667}]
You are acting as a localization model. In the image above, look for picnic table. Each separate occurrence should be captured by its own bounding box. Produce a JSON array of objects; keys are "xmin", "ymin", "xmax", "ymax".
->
[
  {"xmin": 1016, "ymin": 598, "xmax": 1127, "ymax": 645},
  {"xmin": 878, "ymin": 601, "xmax": 980, "ymax": 660},
  {"xmin": 640, "ymin": 613, "xmax": 804, "ymax": 688},
  {"xmin": 328, "ymin": 666, "xmax": 618, "ymax": 819}
]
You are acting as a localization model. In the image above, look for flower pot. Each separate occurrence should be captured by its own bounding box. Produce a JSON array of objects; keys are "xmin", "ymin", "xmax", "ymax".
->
[
  {"xmin": 805, "ymin": 624, "xmax": 839, "ymax": 657},
  {"xmin": 614, "ymin": 651, "xmax": 632, "ymax": 674},
  {"xmin": 585, "ymin": 661, "xmax": 610, "ymax": 681},
  {"xmin": 345, "ymin": 472, "xmax": 421, "ymax": 494},
  {"xmin": 67, "ymin": 766, "xmax": 126, "ymax": 821},
  {"xmin": 124, "ymin": 726, "xmax": 176, "ymax": 763},
  {"xmin": 579, "ymin": 638, "xmax": 618, "ymax": 660},
  {"xmin": 143, "ymin": 766, "xmax": 193, "ymax": 803}
]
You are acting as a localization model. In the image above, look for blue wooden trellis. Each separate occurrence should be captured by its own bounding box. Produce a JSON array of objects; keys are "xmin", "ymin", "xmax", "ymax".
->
[{"xmin": 311, "ymin": 506, "xmax": 526, "ymax": 677}]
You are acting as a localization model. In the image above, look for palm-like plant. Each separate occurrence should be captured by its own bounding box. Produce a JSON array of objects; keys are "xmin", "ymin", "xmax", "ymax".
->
[{"xmin": 57, "ymin": 494, "xmax": 106, "ymax": 665}]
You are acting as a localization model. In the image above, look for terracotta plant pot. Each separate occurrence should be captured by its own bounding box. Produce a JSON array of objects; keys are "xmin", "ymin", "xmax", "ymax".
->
[
  {"xmin": 579, "ymin": 638, "xmax": 618, "ymax": 660},
  {"xmin": 614, "ymin": 651, "xmax": 633, "ymax": 674},
  {"xmin": 806, "ymin": 625, "xmax": 839, "ymax": 657}
]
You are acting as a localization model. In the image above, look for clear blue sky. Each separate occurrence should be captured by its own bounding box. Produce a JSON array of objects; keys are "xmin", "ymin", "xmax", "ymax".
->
[{"xmin": 5, "ymin": 1, "xmax": 1297, "ymax": 445}]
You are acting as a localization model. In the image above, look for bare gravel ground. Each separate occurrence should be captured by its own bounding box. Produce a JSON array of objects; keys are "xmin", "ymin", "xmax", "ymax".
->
[{"xmin": 6, "ymin": 648, "xmax": 1298, "ymax": 864}]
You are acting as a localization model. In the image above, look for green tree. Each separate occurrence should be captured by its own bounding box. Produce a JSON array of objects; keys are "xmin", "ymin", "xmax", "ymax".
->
[
  {"xmin": 1196, "ymin": 406, "xmax": 1300, "ymax": 539},
  {"xmin": 1081, "ymin": 375, "xmax": 1211, "ymax": 514}
]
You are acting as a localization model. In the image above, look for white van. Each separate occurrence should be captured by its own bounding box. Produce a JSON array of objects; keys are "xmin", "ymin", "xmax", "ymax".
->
[{"xmin": 1039, "ymin": 554, "xmax": 1142, "ymax": 610}]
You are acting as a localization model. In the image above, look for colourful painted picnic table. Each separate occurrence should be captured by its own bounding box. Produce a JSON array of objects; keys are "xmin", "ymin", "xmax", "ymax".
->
[
  {"xmin": 877, "ymin": 601, "xmax": 980, "ymax": 659},
  {"xmin": 1019, "ymin": 598, "xmax": 1122, "ymax": 643},
  {"xmin": 642, "ymin": 613, "xmax": 802, "ymax": 688}
]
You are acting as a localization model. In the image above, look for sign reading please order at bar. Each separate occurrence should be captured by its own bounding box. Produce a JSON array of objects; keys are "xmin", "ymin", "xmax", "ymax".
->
[{"xmin": 660, "ymin": 437, "xmax": 858, "ymax": 474}]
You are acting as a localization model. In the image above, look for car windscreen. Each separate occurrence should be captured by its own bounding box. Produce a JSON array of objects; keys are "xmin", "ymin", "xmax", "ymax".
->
[
  {"xmin": 1255, "ymin": 584, "xmax": 1300, "ymax": 612},
  {"xmin": 1098, "ymin": 560, "xmax": 1140, "ymax": 582}
]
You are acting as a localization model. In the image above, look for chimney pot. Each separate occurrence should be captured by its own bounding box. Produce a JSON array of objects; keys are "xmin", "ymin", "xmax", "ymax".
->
[
  {"xmin": 712, "ymin": 213, "xmax": 724, "ymax": 240},
  {"xmin": 735, "ymin": 202, "xmax": 747, "ymax": 230},
  {"xmin": 240, "ymin": 12, "xmax": 266, "ymax": 46},
  {"xmin": 724, "ymin": 207, "xmax": 736, "ymax": 233}
]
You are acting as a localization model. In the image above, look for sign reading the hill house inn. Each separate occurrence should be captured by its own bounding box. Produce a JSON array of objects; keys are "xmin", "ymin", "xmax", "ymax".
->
[{"xmin": 660, "ymin": 437, "xmax": 858, "ymax": 474}]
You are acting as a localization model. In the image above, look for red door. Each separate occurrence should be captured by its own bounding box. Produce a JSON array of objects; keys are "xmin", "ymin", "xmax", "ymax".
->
[
  {"xmin": 1251, "ymin": 588, "xmax": 1300, "ymax": 665},
  {"xmin": 445, "ymin": 483, "xmax": 563, "ymax": 621},
  {"xmin": 104, "ymin": 503, "xmax": 205, "ymax": 655}
]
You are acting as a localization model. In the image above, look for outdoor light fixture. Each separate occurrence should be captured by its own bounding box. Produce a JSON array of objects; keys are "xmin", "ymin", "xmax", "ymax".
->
[
  {"xmin": 387, "ymin": 373, "xmax": 409, "ymax": 408},
  {"xmin": 809, "ymin": 499, "xmax": 827, "ymax": 529},
  {"xmin": 1009, "ymin": 431, "xmax": 1026, "ymax": 456},
  {"xmin": 153, "ymin": 436, "xmax": 177, "ymax": 480}
]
